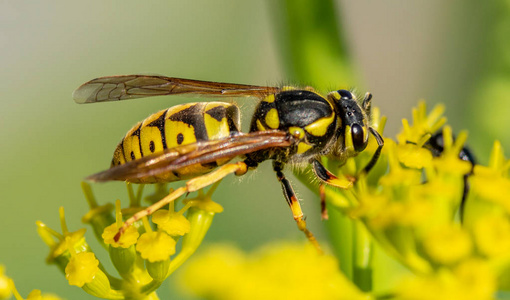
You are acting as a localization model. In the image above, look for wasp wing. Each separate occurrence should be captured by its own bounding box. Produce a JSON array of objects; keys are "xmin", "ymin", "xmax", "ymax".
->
[
  {"xmin": 86, "ymin": 131, "xmax": 292, "ymax": 182},
  {"xmin": 73, "ymin": 75, "xmax": 279, "ymax": 104}
]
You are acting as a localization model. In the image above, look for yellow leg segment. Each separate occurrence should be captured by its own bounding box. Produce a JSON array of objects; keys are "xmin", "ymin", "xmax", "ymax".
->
[
  {"xmin": 114, "ymin": 161, "xmax": 248, "ymax": 241},
  {"xmin": 273, "ymin": 162, "xmax": 323, "ymax": 254}
]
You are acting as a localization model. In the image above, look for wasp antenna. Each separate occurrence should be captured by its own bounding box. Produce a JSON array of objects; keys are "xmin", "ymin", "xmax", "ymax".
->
[{"xmin": 362, "ymin": 92, "xmax": 373, "ymax": 112}]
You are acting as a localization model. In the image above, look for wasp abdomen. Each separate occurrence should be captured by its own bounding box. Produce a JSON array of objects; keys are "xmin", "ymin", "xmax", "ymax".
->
[{"xmin": 111, "ymin": 102, "xmax": 240, "ymax": 182}]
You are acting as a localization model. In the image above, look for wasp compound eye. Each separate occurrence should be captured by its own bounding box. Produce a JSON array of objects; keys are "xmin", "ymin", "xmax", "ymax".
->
[
  {"xmin": 351, "ymin": 124, "xmax": 367, "ymax": 152},
  {"xmin": 337, "ymin": 89, "xmax": 353, "ymax": 100}
]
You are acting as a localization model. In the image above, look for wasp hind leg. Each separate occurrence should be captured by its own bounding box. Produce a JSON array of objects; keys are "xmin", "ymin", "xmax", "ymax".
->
[
  {"xmin": 273, "ymin": 161, "xmax": 323, "ymax": 254},
  {"xmin": 114, "ymin": 161, "xmax": 248, "ymax": 241}
]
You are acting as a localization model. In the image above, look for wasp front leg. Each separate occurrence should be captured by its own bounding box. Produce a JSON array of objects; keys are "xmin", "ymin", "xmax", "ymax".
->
[
  {"xmin": 362, "ymin": 127, "xmax": 384, "ymax": 174},
  {"xmin": 273, "ymin": 161, "xmax": 323, "ymax": 254},
  {"xmin": 312, "ymin": 159, "xmax": 355, "ymax": 220}
]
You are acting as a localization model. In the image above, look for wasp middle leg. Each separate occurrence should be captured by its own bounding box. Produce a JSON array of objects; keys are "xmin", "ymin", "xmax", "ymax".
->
[{"xmin": 273, "ymin": 161, "xmax": 323, "ymax": 254}]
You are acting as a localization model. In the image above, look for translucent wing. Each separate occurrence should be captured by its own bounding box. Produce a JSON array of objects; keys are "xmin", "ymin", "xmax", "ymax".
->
[
  {"xmin": 86, "ymin": 131, "xmax": 293, "ymax": 182},
  {"xmin": 73, "ymin": 75, "xmax": 279, "ymax": 104}
]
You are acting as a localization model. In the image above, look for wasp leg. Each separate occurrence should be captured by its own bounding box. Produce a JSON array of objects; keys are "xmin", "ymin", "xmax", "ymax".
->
[
  {"xmin": 362, "ymin": 127, "xmax": 384, "ymax": 174},
  {"xmin": 114, "ymin": 161, "xmax": 248, "ymax": 241},
  {"xmin": 312, "ymin": 159, "xmax": 354, "ymax": 221},
  {"xmin": 273, "ymin": 161, "xmax": 323, "ymax": 254},
  {"xmin": 319, "ymin": 184, "xmax": 328, "ymax": 220},
  {"xmin": 312, "ymin": 159, "xmax": 354, "ymax": 189}
]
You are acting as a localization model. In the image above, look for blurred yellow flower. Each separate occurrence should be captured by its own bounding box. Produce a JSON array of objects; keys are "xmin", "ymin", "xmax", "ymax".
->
[
  {"xmin": 179, "ymin": 243, "xmax": 366, "ymax": 300},
  {"xmin": 25, "ymin": 290, "xmax": 62, "ymax": 300},
  {"xmin": 422, "ymin": 225, "xmax": 472, "ymax": 265},
  {"xmin": 0, "ymin": 266, "xmax": 10, "ymax": 300},
  {"xmin": 473, "ymin": 214, "xmax": 510, "ymax": 257},
  {"xmin": 397, "ymin": 259, "xmax": 495, "ymax": 300},
  {"xmin": 397, "ymin": 143, "xmax": 433, "ymax": 169}
]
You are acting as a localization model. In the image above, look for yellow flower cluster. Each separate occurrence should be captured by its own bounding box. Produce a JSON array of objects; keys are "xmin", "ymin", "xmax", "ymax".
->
[
  {"xmin": 321, "ymin": 102, "xmax": 510, "ymax": 299},
  {"xmin": 36, "ymin": 182, "xmax": 224, "ymax": 299},
  {"xmin": 179, "ymin": 243, "xmax": 366, "ymax": 300},
  {"xmin": 0, "ymin": 266, "xmax": 62, "ymax": 300}
]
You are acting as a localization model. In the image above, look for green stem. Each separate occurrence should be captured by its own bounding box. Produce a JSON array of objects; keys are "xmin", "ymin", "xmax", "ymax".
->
[
  {"xmin": 353, "ymin": 221, "xmax": 373, "ymax": 292},
  {"xmin": 140, "ymin": 280, "xmax": 163, "ymax": 296},
  {"xmin": 273, "ymin": 0, "xmax": 364, "ymax": 282},
  {"xmin": 272, "ymin": 0, "xmax": 359, "ymax": 89}
]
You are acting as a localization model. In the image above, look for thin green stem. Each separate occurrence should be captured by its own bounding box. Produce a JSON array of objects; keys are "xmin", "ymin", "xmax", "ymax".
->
[{"xmin": 353, "ymin": 221, "xmax": 373, "ymax": 292}]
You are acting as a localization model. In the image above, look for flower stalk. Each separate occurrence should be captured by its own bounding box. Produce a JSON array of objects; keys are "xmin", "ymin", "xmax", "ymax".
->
[{"xmin": 36, "ymin": 182, "xmax": 222, "ymax": 299}]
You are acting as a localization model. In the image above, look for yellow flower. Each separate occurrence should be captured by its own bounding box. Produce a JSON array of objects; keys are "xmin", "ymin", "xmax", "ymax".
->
[
  {"xmin": 179, "ymin": 244, "xmax": 245, "ymax": 300},
  {"xmin": 179, "ymin": 243, "xmax": 365, "ymax": 300},
  {"xmin": 397, "ymin": 143, "xmax": 433, "ymax": 169},
  {"xmin": 183, "ymin": 197, "xmax": 224, "ymax": 213},
  {"xmin": 397, "ymin": 260, "xmax": 495, "ymax": 300},
  {"xmin": 7, "ymin": 280, "xmax": 62, "ymax": 300},
  {"xmin": 25, "ymin": 290, "xmax": 62, "ymax": 300},
  {"xmin": 65, "ymin": 252, "xmax": 99, "ymax": 287},
  {"xmin": 378, "ymin": 140, "xmax": 422, "ymax": 188},
  {"xmin": 102, "ymin": 223, "xmax": 139, "ymax": 248},
  {"xmin": 473, "ymin": 214, "xmax": 510, "ymax": 257},
  {"xmin": 0, "ymin": 266, "xmax": 10, "ymax": 299},
  {"xmin": 48, "ymin": 228, "xmax": 87, "ymax": 260},
  {"xmin": 422, "ymin": 225, "xmax": 472, "ymax": 265},
  {"xmin": 152, "ymin": 209, "xmax": 191, "ymax": 236},
  {"xmin": 136, "ymin": 231, "xmax": 176, "ymax": 262},
  {"xmin": 453, "ymin": 259, "xmax": 496, "ymax": 300},
  {"xmin": 397, "ymin": 102, "xmax": 446, "ymax": 144},
  {"xmin": 471, "ymin": 166, "xmax": 510, "ymax": 210}
]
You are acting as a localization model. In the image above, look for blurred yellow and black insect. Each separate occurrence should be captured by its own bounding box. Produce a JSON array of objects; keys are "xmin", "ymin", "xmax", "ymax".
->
[{"xmin": 73, "ymin": 75, "xmax": 384, "ymax": 252}]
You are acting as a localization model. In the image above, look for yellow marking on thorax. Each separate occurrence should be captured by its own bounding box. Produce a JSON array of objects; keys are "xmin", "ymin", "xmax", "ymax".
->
[
  {"xmin": 122, "ymin": 122, "xmax": 142, "ymax": 162},
  {"xmin": 256, "ymin": 119, "xmax": 266, "ymax": 131},
  {"xmin": 288, "ymin": 126, "xmax": 305, "ymax": 139},
  {"xmin": 265, "ymin": 108, "xmax": 280, "ymax": 129},
  {"xmin": 263, "ymin": 94, "xmax": 275, "ymax": 103},
  {"xmin": 329, "ymin": 91, "xmax": 341, "ymax": 101},
  {"xmin": 281, "ymin": 86, "xmax": 296, "ymax": 91},
  {"xmin": 304, "ymin": 114, "xmax": 335, "ymax": 136},
  {"xmin": 297, "ymin": 142, "xmax": 313, "ymax": 154}
]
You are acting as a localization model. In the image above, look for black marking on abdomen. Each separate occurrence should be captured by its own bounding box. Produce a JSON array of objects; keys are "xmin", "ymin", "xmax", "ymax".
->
[
  {"xmin": 177, "ymin": 133, "xmax": 184, "ymax": 145},
  {"xmin": 147, "ymin": 110, "xmax": 168, "ymax": 149},
  {"xmin": 169, "ymin": 104, "xmax": 209, "ymax": 141},
  {"xmin": 131, "ymin": 124, "xmax": 143, "ymax": 156},
  {"xmin": 226, "ymin": 105, "xmax": 240, "ymax": 133},
  {"xmin": 205, "ymin": 106, "xmax": 226, "ymax": 122}
]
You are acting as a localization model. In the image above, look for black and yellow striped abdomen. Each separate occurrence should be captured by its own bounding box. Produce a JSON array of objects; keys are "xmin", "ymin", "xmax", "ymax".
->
[{"xmin": 112, "ymin": 102, "xmax": 240, "ymax": 183}]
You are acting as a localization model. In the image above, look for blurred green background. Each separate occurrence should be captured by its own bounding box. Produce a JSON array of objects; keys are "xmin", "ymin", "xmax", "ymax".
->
[{"xmin": 1, "ymin": 1, "xmax": 508, "ymax": 299}]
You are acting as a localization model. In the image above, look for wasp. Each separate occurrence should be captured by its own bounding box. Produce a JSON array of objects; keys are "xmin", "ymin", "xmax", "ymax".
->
[{"xmin": 73, "ymin": 75, "xmax": 384, "ymax": 251}]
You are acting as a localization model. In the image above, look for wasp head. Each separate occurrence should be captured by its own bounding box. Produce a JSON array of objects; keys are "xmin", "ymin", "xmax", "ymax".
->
[{"xmin": 328, "ymin": 90, "xmax": 372, "ymax": 157}]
